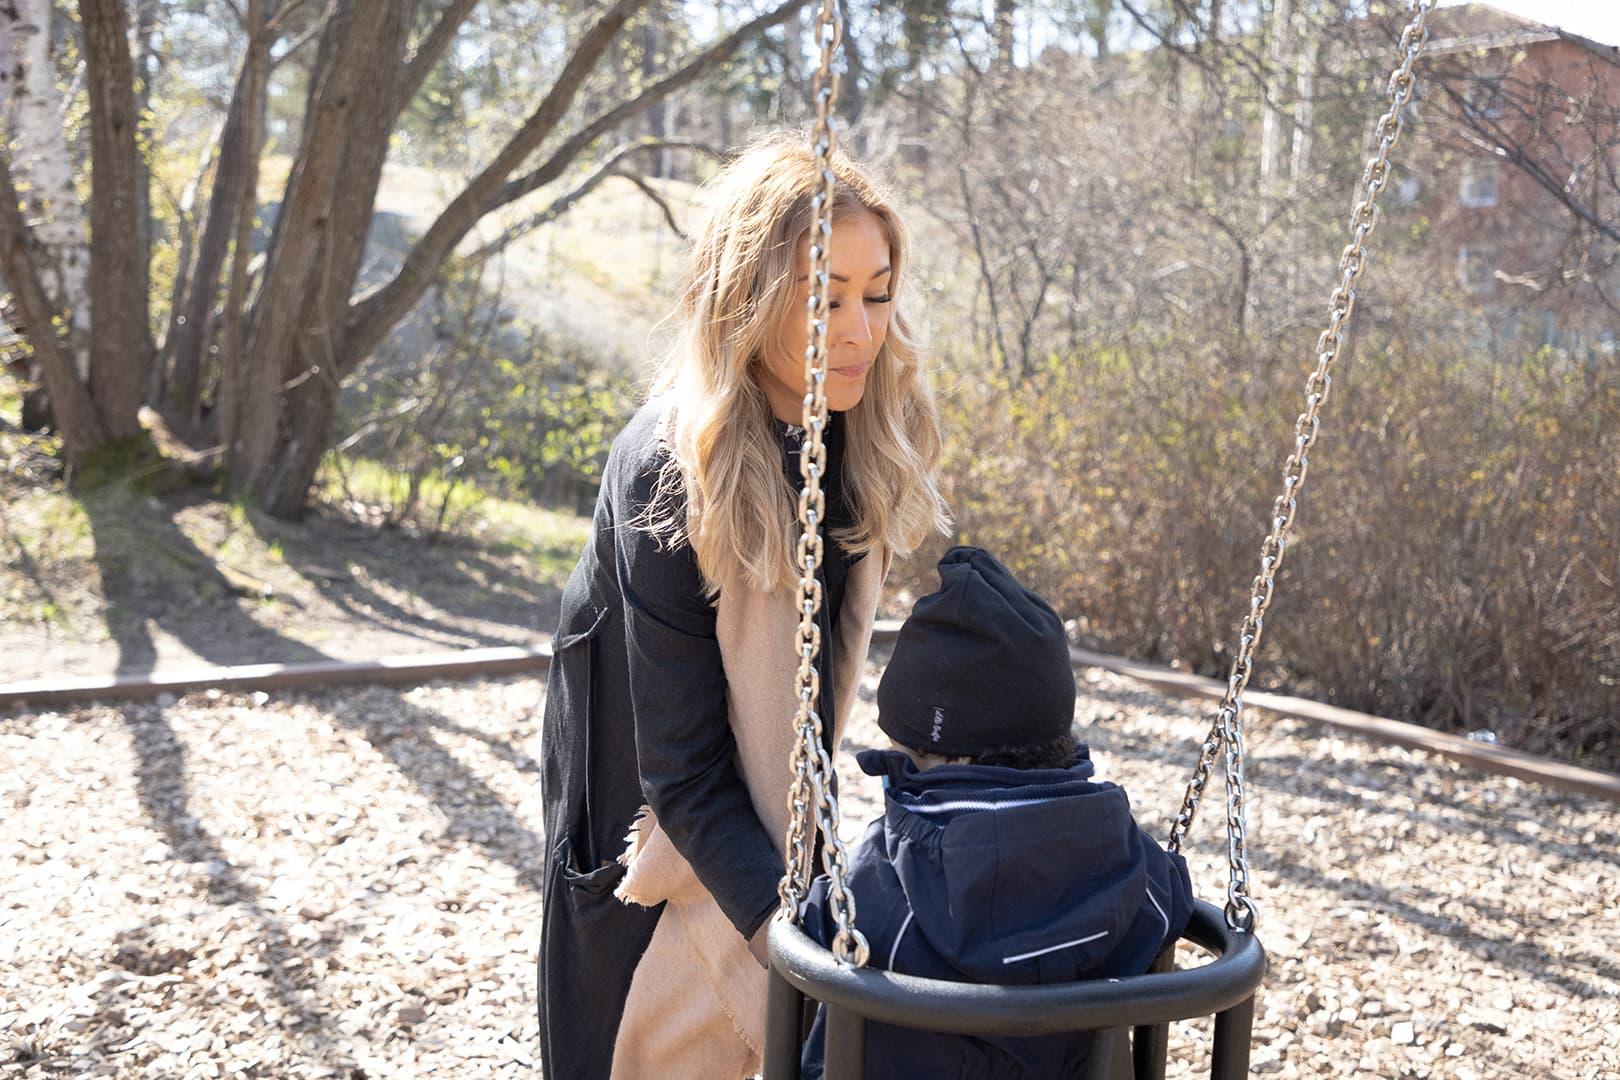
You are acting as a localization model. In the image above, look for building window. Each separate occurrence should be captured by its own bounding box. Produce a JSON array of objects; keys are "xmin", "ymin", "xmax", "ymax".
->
[
  {"xmin": 1457, "ymin": 246, "xmax": 1496, "ymax": 295},
  {"xmin": 1459, "ymin": 158, "xmax": 1498, "ymax": 209},
  {"xmin": 1536, "ymin": 311, "xmax": 1559, "ymax": 351},
  {"xmin": 1466, "ymin": 76, "xmax": 1505, "ymax": 119}
]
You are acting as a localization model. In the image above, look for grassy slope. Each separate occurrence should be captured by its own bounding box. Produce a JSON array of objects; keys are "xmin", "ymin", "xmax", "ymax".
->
[
  {"xmin": 1, "ymin": 158, "xmax": 698, "ymax": 677},
  {"xmin": 0, "ymin": 388, "xmax": 590, "ymax": 678}
]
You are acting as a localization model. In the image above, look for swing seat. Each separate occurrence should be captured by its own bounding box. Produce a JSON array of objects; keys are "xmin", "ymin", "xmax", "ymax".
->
[{"xmin": 764, "ymin": 899, "xmax": 1266, "ymax": 1080}]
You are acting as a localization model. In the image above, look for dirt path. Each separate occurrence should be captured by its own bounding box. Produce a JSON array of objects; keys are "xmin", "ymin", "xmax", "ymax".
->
[{"xmin": 2, "ymin": 654, "xmax": 1615, "ymax": 1077}]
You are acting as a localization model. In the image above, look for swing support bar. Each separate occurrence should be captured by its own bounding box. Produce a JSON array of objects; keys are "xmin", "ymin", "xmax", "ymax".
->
[{"xmin": 764, "ymin": 900, "xmax": 1266, "ymax": 1079}]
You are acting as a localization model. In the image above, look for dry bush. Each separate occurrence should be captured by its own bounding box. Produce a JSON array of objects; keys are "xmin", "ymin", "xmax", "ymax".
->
[{"xmin": 904, "ymin": 330, "xmax": 1620, "ymax": 769}]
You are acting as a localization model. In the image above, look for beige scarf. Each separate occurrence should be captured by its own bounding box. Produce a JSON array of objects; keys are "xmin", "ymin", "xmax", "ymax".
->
[{"xmin": 608, "ymin": 547, "xmax": 890, "ymax": 1080}]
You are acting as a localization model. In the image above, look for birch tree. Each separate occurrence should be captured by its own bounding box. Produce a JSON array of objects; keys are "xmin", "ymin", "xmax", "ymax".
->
[{"xmin": 0, "ymin": 0, "xmax": 91, "ymax": 378}]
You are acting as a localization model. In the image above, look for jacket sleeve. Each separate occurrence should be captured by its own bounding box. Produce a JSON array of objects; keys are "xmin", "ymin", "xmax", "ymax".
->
[
  {"xmin": 797, "ymin": 876, "xmax": 837, "ymax": 948},
  {"xmin": 796, "ymin": 877, "xmax": 836, "ymax": 1080},
  {"xmin": 614, "ymin": 456, "xmax": 783, "ymax": 939}
]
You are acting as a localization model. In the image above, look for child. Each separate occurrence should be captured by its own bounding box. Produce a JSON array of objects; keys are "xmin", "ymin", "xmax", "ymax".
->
[{"xmin": 799, "ymin": 546, "xmax": 1195, "ymax": 1079}]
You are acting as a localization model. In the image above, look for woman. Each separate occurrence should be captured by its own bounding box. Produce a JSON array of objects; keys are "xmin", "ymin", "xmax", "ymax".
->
[{"xmin": 538, "ymin": 130, "xmax": 948, "ymax": 1080}]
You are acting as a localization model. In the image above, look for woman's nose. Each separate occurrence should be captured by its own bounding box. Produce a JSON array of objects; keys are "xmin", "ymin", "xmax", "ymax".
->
[{"xmin": 838, "ymin": 305, "xmax": 874, "ymax": 348}]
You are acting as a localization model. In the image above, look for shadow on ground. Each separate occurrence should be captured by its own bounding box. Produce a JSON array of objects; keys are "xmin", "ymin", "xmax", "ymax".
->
[{"xmin": 4, "ymin": 482, "xmax": 579, "ymax": 681}]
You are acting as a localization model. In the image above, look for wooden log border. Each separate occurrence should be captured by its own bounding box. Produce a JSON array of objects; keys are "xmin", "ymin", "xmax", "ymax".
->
[
  {"xmin": 3, "ymin": 627, "xmax": 1615, "ymax": 803},
  {"xmin": 0, "ymin": 646, "xmax": 552, "ymax": 709},
  {"xmin": 1061, "ymin": 642, "xmax": 1620, "ymax": 804}
]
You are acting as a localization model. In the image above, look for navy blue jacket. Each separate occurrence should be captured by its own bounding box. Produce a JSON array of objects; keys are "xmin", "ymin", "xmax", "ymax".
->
[{"xmin": 800, "ymin": 747, "xmax": 1195, "ymax": 1079}]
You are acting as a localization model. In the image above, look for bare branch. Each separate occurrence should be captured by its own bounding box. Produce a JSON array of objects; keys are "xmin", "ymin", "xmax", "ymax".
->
[
  {"xmin": 341, "ymin": 0, "xmax": 655, "ymax": 366},
  {"xmin": 479, "ymin": 0, "xmax": 809, "ymax": 217},
  {"xmin": 956, "ymin": 163, "xmax": 1012, "ymax": 373},
  {"xmin": 264, "ymin": 0, "xmax": 323, "ymax": 36},
  {"xmin": 619, "ymin": 172, "xmax": 688, "ymax": 239},
  {"xmin": 1113, "ymin": 0, "xmax": 1306, "ymax": 129},
  {"xmin": 468, "ymin": 138, "xmax": 718, "ymax": 263},
  {"xmin": 270, "ymin": 15, "xmax": 327, "ymax": 68},
  {"xmin": 345, "ymin": 0, "xmax": 809, "ymax": 367},
  {"xmin": 1429, "ymin": 70, "xmax": 1620, "ymax": 246},
  {"xmin": 392, "ymin": 0, "xmax": 480, "ymax": 126}
]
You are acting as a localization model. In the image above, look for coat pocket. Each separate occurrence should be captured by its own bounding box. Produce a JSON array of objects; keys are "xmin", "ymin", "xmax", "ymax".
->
[
  {"xmin": 558, "ymin": 836, "xmax": 626, "ymax": 899},
  {"xmin": 542, "ymin": 603, "xmax": 614, "ymax": 875}
]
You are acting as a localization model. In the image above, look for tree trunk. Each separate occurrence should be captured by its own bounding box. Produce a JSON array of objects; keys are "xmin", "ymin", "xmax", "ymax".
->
[
  {"xmin": 266, "ymin": 0, "xmax": 417, "ymax": 518},
  {"xmin": 0, "ymin": 147, "xmax": 107, "ymax": 463},
  {"xmin": 1088, "ymin": 0, "xmax": 1114, "ymax": 57},
  {"xmin": 154, "ymin": 103, "xmax": 227, "ymax": 414},
  {"xmin": 228, "ymin": 0, "xmax": 409, "ymax": 514},
  {"xmin": 837, "ymin": 0, "xmax": 864, "ymax": 129},
  {"xmin": 235, "ymin": 0, "xmax": 805, "ymax": 518},
  {"xmin": 993, "ymin": 0, "xmax": 1017, "ymax": 69},
  {"xmin": 217, "ymin": 23, "xmax": 272, "ymax": 462},
  {"xmin": 133, "ymin": 0, "xmax": 158, "ymax": 398},
  {"xmin": 642, "ymin": 16, "xmax": 668, "ymax": 177},
  {"xmin": 79, "ymin": 0, "xmax": 149, "ymax": 441},
  {"xmin": 1285, "ymin": 28, "xmax": 1322, "ymax": 294},
  {"xmin": 715, "ymin": 0, "xmax": 732, "ymax": 147},
  {"xmin": 0, "ymin": 0, "xmax": 91, "ymax": 381},
  {"xmin": 1257, "ymin": 0, "xmax": 1294, "ymax": 230},
  {"xmin": 166, "ymin": 67, "xmax": 252, "ymax": 432}
]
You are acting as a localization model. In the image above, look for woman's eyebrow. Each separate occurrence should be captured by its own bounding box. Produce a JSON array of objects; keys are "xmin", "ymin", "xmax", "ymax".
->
[{"xmin": 798, "ymin": 265, "xmax": 893, "ymax": 284}]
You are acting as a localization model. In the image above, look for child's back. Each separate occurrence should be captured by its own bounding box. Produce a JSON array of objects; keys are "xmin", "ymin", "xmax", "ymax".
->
[
  {"xmin": 797, "ymin": 547, "xmax": 1194, "ymax": 1078},
  {"xmin": 799, "ymin": 747, "xmax": 1192, "ymax": 1079}
]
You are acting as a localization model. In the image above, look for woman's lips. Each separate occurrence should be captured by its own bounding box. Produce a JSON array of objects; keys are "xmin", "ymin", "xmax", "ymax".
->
[{"xmin": 831, "ymin": 362, "xmax": 870, "ymax": 380}]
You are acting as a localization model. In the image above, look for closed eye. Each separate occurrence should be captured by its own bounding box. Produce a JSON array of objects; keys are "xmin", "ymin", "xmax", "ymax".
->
[{"xmin": 828, "ymin": 295, "xmax": 892, "ymax": 310}]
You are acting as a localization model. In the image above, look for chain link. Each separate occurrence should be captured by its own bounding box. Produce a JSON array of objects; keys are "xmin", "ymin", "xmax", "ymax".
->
[
  {"xmin": 1166, "ymin": 0, "xmax": 1436, "ymax": 934},
  {"xmin": 775, "ymin": 0, "xmax": 870, "ymax": 969}
]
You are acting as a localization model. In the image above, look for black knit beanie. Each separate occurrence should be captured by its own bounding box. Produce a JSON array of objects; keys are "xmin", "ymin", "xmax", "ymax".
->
[{"xmin": 877, "ymin": 546, "xmax": 1076, "ymax": 756}]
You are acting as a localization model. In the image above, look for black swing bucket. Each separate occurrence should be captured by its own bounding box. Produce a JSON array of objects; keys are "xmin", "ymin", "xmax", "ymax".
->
[{"xmin": 764, "ymin": 899, "xmax": 1266, "ymax": 1080}]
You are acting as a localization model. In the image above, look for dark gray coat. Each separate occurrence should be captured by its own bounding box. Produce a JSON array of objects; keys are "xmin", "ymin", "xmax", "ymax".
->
[{"xmin": 538, "ymin": 400, "xmax": 873, "ymax": 1079}]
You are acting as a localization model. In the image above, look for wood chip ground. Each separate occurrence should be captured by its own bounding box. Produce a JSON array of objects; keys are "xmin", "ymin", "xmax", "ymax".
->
[{"xmin": 3, "ymin": 659, "xmax": 1615, "ymax": 1077}]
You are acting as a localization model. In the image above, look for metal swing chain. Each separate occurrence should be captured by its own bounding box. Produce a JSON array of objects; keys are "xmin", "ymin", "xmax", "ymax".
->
[
  {"xmin": 1165, "ymin": 0, "xmax": 1437, "ymax": 935},
  {"xmin": 776, "ymin": 0, "xmax": 871, "ymax": 969}
]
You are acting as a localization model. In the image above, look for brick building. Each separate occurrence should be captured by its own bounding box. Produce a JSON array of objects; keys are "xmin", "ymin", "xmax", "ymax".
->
[{"xmin": 1401, "ymin": 5, "xmax": 1619, "ymax": 355}]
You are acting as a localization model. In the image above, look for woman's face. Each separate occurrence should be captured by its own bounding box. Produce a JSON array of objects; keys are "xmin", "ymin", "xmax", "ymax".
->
[{"xmin": 755, "ymin": 209, "xmax": 893, "ymax": 423}]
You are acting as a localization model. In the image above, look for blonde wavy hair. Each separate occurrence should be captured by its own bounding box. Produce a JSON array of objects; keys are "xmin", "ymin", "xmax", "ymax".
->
[{"xmin": 645, "ymin": 130, "xmax": 948, "ymax": 594}]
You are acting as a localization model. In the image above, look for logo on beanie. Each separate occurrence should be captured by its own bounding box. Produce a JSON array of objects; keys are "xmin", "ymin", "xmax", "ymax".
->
[{"xmin": 930, "ymin": 706, "xmax": 945, "ymax": 743}]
